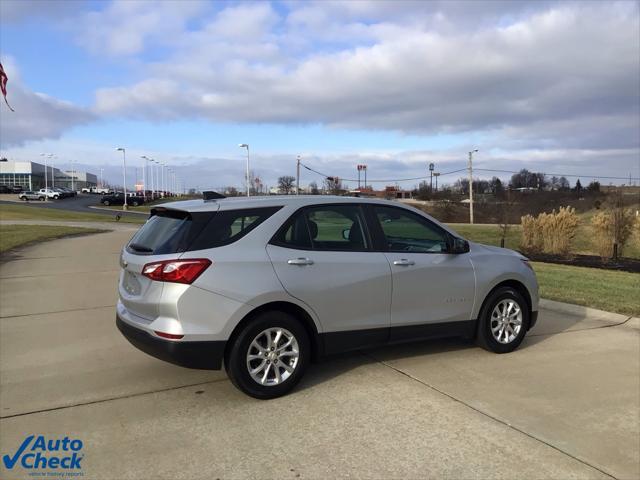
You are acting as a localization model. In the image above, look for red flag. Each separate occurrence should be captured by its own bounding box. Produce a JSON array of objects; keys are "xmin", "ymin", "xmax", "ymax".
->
[{"xmin": 0, "ymin": 62, "xmax": 15, "ymax": 112}]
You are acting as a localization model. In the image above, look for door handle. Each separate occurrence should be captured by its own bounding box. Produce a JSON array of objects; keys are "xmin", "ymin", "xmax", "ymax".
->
[
  {"xmin": 287, "ymin": 257, "xmax": 314, "ymax": 266},
  {"xmin": 393, "ymin": 259, "xmax": 415, "ymax": 266}
]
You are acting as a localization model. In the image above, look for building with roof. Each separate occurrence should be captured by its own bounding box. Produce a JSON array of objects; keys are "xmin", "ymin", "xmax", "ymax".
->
[{"xmin": 0, "ymin": 160, "xmax": 97, "ymax": 191}]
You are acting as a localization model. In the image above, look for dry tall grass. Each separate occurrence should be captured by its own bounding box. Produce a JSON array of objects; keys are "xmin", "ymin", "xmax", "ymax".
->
[
  {"xmin": 592, "ymin": 208, "xmax": 636, "ymax": 259},
  {"xmin": 520, "ymin": 207, "xmax": 579, "ymax": 256}
]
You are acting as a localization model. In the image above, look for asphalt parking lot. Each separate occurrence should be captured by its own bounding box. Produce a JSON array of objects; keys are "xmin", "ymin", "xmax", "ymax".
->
[{"xmin": 1, "ymin": 228, "xmax": 638, "ymax": 479}]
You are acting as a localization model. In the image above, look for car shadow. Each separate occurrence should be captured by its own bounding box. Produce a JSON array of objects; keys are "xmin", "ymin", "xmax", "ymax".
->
[
  {"xmin": 297, "ymin": 310, "xmax": 598, "ymax": 392},
  {"xmin": 297, "ymin": 337, "xmax": 477, "ymax": 392}
]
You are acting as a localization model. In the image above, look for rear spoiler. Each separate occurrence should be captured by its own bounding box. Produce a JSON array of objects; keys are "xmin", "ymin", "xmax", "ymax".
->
[{"xmin": 203, "ymin": 191, "xmax": 226, "ymax": 200}]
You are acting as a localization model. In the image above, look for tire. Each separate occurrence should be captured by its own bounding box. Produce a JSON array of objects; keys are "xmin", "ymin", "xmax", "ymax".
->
[
  {"xmin": 132, "ymin": 200, "xmax": 139, "ymax": 207},
  {"xmin": 53, "ymin": 195, "xmax": 59, "ymax": 200},
  {"xmin": 476, "ymin": 287, "xmax": 529, "ymax": 354},
  {"xmin": 103, "ymin": 200, "xmax": 110, "ymax": 206},
  {"xmin": 225, "ymin": 311, "xmax": 310, "ymax": 399},
  {"xmin": 20, "ymin": 197, "xmax": 26, "ymax": 201},
  {"xmin": 39, "ymin": 197, "xmax": 45, "ymax": 201}
]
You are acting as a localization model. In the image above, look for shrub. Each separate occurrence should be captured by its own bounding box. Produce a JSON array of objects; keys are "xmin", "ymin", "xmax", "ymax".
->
[
  {"xmin": 592, "ymin": 207, "xmax": 636, "ymax": 259},
  {"xmin": 520, "ymin": 207, "xmax": 579, "ymax": 256},
  {"xmin": 633, "ymin": 215, "xmax": 640, "ymax": 250},
  {"xmin": 591, "ymin": 212, "xmax": 614, "ymax": 259},
  {"xmin": 520, "ymin": 214, "xmax": 542, "ymax": 252}
]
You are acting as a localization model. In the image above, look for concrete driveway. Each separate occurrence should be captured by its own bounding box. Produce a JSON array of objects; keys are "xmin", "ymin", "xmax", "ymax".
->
[{"xmin": 1, "ymin": 229, "xmax": 638, "ymax": 479}]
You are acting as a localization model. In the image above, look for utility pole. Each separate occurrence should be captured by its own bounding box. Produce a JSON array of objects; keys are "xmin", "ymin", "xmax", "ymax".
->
[
  {"xmin": 434, "ymin": 172, "xmax": 440, "ymax": 192},
  {"xmin": 429, "ymin": 163, "xmax": 434, "ymax": 191},
  {"xmin": 468, "ymin": 149, "xmax": 478, "ymax": 224},
  {"xmin": 296, "ymin": 155, "xmax": 301, "ymax": 195}
]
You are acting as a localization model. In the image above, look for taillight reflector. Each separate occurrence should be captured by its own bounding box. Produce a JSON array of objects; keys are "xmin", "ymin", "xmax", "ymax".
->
[
  {"xmin": 154, "ymin": 331, "xmax": 184, "ymax": 340},
  {"xmin": 142, "ymin": 258, "xmax": 211, "ymax": 284}
]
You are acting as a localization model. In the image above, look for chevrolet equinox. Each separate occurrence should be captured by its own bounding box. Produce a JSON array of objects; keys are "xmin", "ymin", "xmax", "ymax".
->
[{"xmin": 117, "ymin": 196, "xmax": 538, "ymax": 398}]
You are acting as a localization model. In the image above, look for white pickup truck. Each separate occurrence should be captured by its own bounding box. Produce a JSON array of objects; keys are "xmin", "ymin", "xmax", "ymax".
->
[
  {"xmin": 83, "ymin": 187, "xmax": 110, "ymax": 194},
  {"xmin": 38, "ymin": 188, "xmax": 60, "ymax": 199}
]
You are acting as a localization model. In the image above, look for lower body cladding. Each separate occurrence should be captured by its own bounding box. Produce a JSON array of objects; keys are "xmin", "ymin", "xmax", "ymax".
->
[
  {"xmin": 116, "ymin": 309, "xmax": 539, "ymax": 371},
  {"xmin": 116, "ymin": 315, "xmax": 225, "ymax": 369}
]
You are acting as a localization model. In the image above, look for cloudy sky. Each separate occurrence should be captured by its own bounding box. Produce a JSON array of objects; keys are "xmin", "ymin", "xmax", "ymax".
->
[{"xmin": 0, "ymin": 0, "xmax": 638, "ymax": 190}]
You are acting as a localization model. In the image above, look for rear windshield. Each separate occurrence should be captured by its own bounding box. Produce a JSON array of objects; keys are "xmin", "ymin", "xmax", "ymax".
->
[{"xmin": 126, "ymin": 206, "xmax": 281, "ymax": 255}]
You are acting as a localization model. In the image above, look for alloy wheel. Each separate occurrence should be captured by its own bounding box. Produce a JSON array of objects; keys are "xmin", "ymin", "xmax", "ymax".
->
[
  {"xmin": 246, "ymin": 327, "xmax": 299, "ymax": 386},
  {"xmin": 490, "ymin": 299, "xmax": 523, "ymax": 344}
]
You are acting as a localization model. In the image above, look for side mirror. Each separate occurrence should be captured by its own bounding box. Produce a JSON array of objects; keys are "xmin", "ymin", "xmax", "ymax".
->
[
  {"xmin": 450, "ymin": 237, "xmax": 470, "ymax": 254},
  {"xmin": 342, "ymin": 228, "xmax": 351, "ymax": 240}
]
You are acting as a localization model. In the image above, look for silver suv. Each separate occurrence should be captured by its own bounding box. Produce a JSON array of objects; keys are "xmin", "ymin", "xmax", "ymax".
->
[{"xmin": 117, "ymin": 196, "xmax": 538, "ymax": 398}]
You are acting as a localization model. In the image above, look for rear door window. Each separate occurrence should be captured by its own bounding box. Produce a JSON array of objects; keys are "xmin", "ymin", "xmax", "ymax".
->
[{"xmin": 272, "ymin": 204, "xmax": 370, "ymax": 251}]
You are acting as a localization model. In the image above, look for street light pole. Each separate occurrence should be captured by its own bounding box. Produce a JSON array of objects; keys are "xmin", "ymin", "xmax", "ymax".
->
[
  {"xmin": 162, "ymin": 162, "xmax": 166, "ymax": 197},
  {"xmin": 39, "ymin": 153, "xmax": 50, "ymax": 200},
  {"xmin": 153, "ymin": 160, "xmax": 158, "ymax": 198},
  {"xmin": 468, "ymin": 149, "xmax": 478, "ymax": 224},
  {"xmin": 50, "ymin": 155, "xmax": 55, "ymax": 189},
  {"xmin": 296, "ymin": 155, "xmax": 301, "ymax": 195},
  {"xmin": 239, "ymin": 144, "xmax": 250, "ymax": 197},
  {"xmin": 141, "ymin": 156, "xmax": 153, "ymax": 201},
  {"xmin": 117, "ymin": 148, "xmax": 128, "ymax": 210}
]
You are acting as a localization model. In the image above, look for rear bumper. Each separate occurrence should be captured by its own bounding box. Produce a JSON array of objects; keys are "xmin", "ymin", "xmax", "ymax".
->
[{"xmin": 116, "ymin": 315, "xmax": 225, "ymax": 370}]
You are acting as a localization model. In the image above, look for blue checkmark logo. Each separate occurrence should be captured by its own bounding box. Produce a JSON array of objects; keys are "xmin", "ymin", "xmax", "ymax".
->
[{"xmin": 3, "ymin": 435, "xmax": 34, "ymax": 469}]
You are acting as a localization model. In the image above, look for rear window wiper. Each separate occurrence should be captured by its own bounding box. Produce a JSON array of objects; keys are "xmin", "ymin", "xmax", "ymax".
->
[{"xmin": 128, "ymin": 243, "xmax": 153, "ymax": 253}]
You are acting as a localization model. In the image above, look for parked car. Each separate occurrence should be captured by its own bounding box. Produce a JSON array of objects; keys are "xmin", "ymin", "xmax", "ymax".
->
[
  {"xmin": 53, "ymin": 187, "xmax": 71, "ymax": 198},
  {"xmin": 116, "ymin": 196, "xmax": 539, "ymax": 399},
  {"xmin": 10, "ymin": 185, "xmax": 23, "ymax": 193},
  {"xmin": 101, "ymin": 192, "xmax": 144, "ymax": 207},
  {"xmin": 60, "ymin": 187, "xmax": 77, "ymax": 197},
  {"xmin": 0, "ymin": 185, "xmax": 10, "ymax": 193},
  {"xmin": 18, "ymin": 191, "xmax": 45, "ymax": 201},
  {"xmin": 92, "ymin": 187, "xmax": 111, "ymax": 194},
  {"xmin": 38, "ymin": 188, "xmax": 60, "ymax": 199}
]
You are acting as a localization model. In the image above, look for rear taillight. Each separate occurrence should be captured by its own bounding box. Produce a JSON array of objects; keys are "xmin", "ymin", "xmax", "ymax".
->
[{"xmin": 142, "ymin": 259, "xmax": 211, "ymax": 284}]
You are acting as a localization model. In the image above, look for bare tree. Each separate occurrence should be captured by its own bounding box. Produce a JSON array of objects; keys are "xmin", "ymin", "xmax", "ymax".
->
[
  {"xmin": 323, "ymin": 176, "xmax": 343, "ymax": 195},
  {"xmin": 496, "ymin": 192, "xmax": 515, "ymax": 248},
  {"xmin": 278, "ymin": 176, "xmax": 296, "ymax": 194},
  {"xmin": 308, "ymin": 181, "xmax": 320, "ymax": 195}
]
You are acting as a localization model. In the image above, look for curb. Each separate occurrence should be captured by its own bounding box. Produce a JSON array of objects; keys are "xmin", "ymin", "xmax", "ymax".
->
[
  {"xmin": 539, "ymin": 298, "xmax": 636, "ymax": 325},
  {"xmin": 88, "ymin": 206, "xmax": 148, "ymax": 215}
]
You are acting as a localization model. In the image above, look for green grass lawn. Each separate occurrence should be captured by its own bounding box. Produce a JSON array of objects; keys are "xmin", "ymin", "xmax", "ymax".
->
[
  {"xmin": 448, "ymin": 223, "xmax": 640, "ymax": 259},
  {"xmin": 0, "ymin": 204, "xmax": 145, "ymax": 224},
  {"xmin": 532, "ymin": 262, "xmax": 640, "ymax": 316},
  {"xmin": 0, "ymin": 225, "xmax": 107, "ymax": 254}
]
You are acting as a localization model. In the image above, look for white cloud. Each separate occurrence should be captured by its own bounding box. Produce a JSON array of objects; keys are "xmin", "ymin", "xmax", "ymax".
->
[
  {"xmin": 78, "ymin": 0, "xmax": 209, "ymax": 56},
  {"xmin": 0, "ymin": 0, "xmax": 82, "ymax": 24},
  {"xmin": 0, "ymin": 58, "xmax": 95, "ymax": 147},
  {"xmin": 91, "ymin": 1, "xmax": 639, "ymax": 154}
]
